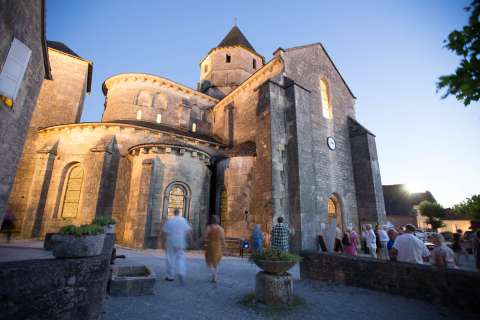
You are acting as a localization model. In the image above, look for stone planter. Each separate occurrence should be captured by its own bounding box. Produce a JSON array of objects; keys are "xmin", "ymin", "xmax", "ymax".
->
[
  {"xmin": 52, "ymin": 233, "xmax": 105, "ymax": 258},
  {"xmin": 109, "ymin": 265, "xmax": 156, "ymax": 296},
  {"xmin": 253, "ymin": 260, "xmax": 297, "ymax": 275},
  {"xmin": 255, "ymin": 271, "xmax": 293, "ymax": 305},
  {"xmin": 104, "ymin": 224, "xmax": 116, "ymax": 234},
  {"xmin": 43, "ymin": 232, "xmax": 58, "ymax": 250}
]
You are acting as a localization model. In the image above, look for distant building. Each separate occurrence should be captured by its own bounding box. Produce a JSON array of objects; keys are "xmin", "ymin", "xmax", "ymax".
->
[
  {"xmin": 0, "ymin": 0, "xmax": 51, "ymax": 224},
  {"xmin": 433, "ymin": 209, "xmax": 471, "ymax": 234},
  {"xmin": 383, "ymin": 184, "xmax": 436, "ymax": 227},
  {"xmin": 8, "ymin": 26, "xmax": 386, "ymax": 251}
]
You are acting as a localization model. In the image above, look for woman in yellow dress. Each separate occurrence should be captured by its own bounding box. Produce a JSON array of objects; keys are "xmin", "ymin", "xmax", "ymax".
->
[{"xmin": 204, "ymin": 215, "xmax": 225, "ymax": 282}]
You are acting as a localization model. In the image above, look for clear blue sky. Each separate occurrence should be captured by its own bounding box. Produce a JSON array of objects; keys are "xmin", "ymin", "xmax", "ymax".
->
[{"xmin": 46, "ymin": 0, "xmax": 479, "ymax": 208}]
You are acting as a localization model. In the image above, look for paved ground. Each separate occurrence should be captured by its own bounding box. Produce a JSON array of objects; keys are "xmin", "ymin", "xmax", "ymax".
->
[{"xmin": 103, "ymin": 247, "xmax": 476, "ymax": 320}]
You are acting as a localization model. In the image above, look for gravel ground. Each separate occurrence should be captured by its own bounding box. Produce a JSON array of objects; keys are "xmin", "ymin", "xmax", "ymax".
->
[{"xmin": 103, "ymin": 248, "xmax": 476, "ymax": 320}]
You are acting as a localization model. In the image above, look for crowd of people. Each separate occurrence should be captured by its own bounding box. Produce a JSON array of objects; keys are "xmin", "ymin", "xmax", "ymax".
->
[{"xmin": 325, "ymin": 222, "xmax": 480, "ymax": 271}]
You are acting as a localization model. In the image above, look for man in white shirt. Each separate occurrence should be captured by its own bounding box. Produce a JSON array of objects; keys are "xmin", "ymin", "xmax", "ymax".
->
[
  {"xmin": 392, "ymin": 224, "xmax": 430, "ymax": 264},
  {"xmin": 162, "ymin": 208, "xmax": 192, "ymax": 282},
  {"xmin": 365, "ymin": 224, "xmax": 377, "ymax": 258},
  {"xmin": 378, "ymin": 225, "xmax": 390, "ymax": 260}
]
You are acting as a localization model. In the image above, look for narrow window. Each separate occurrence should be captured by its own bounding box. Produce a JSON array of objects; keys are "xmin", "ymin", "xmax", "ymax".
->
[
  {"xmin": 253, "ymin": 59, "xmax": 257, "ymax": 69},
  {"xmin": 320, "ymin": 78, "xmax": 332, "ymax": 119},
  {"xmin": 192, "ymin": 122, "xmax": 197, "ymax": 132},
  {"xmin": 136, "ymin": 110, "xmax": 142, "ymax": 120},
  {"xmin": 136, "ymin": 90, "xmax": 153, "ymax": 107},
  {"xmin": 156, "ymin": 113, "xmax": 162, "ymax": 123},
  {"xmin": 204, "ymin": 65, "xmax": 208, "ymax": 73},
  {"xmin": 61, "ymin": 165, "xmax": 83, "ymax": 218},
  {"xmin": 226, "ymin": 54, "xmax": 231, "ymax": 63}
]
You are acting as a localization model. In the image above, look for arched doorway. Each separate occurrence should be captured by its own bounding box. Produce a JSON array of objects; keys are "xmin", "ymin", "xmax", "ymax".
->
[{"xmin": 327, "ymin": 195, "xmax": 343, "ymax": 231}]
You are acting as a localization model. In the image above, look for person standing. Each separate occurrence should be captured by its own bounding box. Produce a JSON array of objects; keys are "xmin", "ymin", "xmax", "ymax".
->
[
  {"xmin": 365, "ymin": 224, "xmax": 377, "ymax": 258},
  {"xmin": 361, "ymin": 225, "xmax": 369, "ymax": 254},
  {"xmin": 473, "ymin": 231, "xmax": 480, "ymax": 270},
  {"xmin": 252, "ymin": 224, "xmax": 264, "ymax": 252},
  {"xmin": 204, "ymin": 215, "xmax": 225, "ymax": 283},
  {"xmin": 387, "ymin": 228, "xmax": 398, "ymax": 261},
  {"xmin": 378, "ymin": 225, "xmax": 390, "ymax": 260},
  {"xmin": 430, "ymin": 233, "xmax": 457, "ymax": 269},
  {"xmin": 334, "ymin": 226, "xmax": 343, "ymax": 253},
  {"xmin": 271, "ymin": 217, "xmax": 291, "ymax": 252},
  {"xmin": 452, "ymin": 229, "xmax": 470, "ymax": 266},
  {"xmin": 162, "ymin": 208, "xmax": 192, "ymax": 283},
  {"xmin": 343, "ymin": 225, "xmax": 358, "ymax": 256},
  {"xmin": 1, "ymin": 208, "xmax": 15, "ymax": 243},
  {"xmin": 391, "ymin": 224, "xmax": 430, "ymax": 264}
]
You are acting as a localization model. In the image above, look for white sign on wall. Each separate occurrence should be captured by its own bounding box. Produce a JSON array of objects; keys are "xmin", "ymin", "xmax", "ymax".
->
[{"xmin": 0, "ymin": 38, "xmax": 32, "ymax": 101}]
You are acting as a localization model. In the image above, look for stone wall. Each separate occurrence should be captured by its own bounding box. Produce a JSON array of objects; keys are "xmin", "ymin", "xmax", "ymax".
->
[
  {"xmin": 0, "ymin": 254, "xmax": 110, "ymax": 320},
  {"xmin": 0, "ymin": 0, "xmax": 47, "ymax": 223},
  {"xmin": 300, "ymin": 252, "xmax": 480, "ymax": 312}
]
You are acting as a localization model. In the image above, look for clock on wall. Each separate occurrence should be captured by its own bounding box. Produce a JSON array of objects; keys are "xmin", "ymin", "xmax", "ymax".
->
[{"xmin": 327, "ymin": 136, "xmax": 336, "ymax": 151}]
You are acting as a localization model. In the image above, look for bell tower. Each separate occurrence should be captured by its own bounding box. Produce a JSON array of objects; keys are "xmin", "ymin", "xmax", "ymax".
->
[{"xmin": 198, "ymin": 26, "xmax": 264, "ymax": 99}]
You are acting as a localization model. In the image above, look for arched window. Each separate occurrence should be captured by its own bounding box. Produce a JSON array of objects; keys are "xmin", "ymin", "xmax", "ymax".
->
[
  {"xmin": 60, "ymin": 165, "xmax": 83, "ymax": 218},
  {"xmin": 136, "ymin": 90, "xmax": 153, "ymax": 107},
  {"xmin": 163, "ymin": 183, "xmax": 190, "ymax": 219},
  {"xmin": 153, "ymin": 93, "xmax": 168, "ymax": 110},
  {"xmin": 320, "ymin": 78, "xmax": 332, "ymax": 119},
  {"xmin": 327, "ymin": 195, "xmax": 343, "ymax": 230}
]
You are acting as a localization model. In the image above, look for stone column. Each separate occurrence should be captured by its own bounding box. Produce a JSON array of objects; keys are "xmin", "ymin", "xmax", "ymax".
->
[
  {"xmin": 21, "ymin": 148, "xmax": 56, "ymax": 238},
  {"xmin": 255, "ymin": 271, "xmax": 293, "ymax": 305}
]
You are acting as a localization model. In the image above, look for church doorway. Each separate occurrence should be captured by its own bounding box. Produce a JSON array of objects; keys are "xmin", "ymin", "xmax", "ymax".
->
[{"xmin": 327, "ymin": 195, "xmax": 343, "ymax": 231}]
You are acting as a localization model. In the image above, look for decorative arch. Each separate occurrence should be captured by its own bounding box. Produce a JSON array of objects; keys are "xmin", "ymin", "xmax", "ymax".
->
[
  {"xmin": 136, "ymin": 90, "xmax": 153, "ymax": 107},
  {"xmin": 59, "ymin": 163, "xmax": 84, "ymax": 218},
  {"xmin": 327, "ymin": 194, "xmax": 344, "ymax": 231},
  {"xmin": 153, "ymin": 93, "xmax": 168, "ymax": 110},
  {"xmin": 162, "ymin": 181, "xmax": 191, "ymax": 220},
  {"xmin": 320, "ymin": 77, "xmax": 332, "ymax": 119}
]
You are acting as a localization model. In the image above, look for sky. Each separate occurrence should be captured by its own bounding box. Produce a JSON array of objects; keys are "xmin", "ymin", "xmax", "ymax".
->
[{"xmin": 46, "ymin": 0, "xmax": 479, "ymax": 208}]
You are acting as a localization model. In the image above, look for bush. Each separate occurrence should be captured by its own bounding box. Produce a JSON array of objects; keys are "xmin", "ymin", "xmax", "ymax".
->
[
  {"xmin": 249, "ymin": 248, "xmax": 302, "ymax": 263},
  {"xmin": 59, "ymin": 224, "xmax": 104, "ymax": 236},
  {"xmin": 91, "ymin": 216, "xmax": 116, "ymax": 226}
]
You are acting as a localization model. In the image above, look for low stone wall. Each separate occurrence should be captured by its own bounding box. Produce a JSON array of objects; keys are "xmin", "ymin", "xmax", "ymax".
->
[
  {"xmin": 300, "ymin": 252, "xmax": 480, "ymax": 312},
  {"xmin": 0, "ymin": 236, "xmax": 115, "ymax": 320}
]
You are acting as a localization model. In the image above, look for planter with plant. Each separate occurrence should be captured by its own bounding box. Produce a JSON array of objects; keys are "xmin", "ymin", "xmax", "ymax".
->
[
  {"xmin": 52, "ymin": 224, "xmax": 105, "ymax": 258},
  {"xmin": 250, "ymin": 248, "xmax": 302, "ymax": 275},
  {"xmin": 92, "ymin": 216, "xmax": 117, "ymax": 234}
]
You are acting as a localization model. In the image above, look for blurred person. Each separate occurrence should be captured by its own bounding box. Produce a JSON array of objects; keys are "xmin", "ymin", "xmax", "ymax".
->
[
  {"xmin": 365, "ymin": 224, "xmax": 377, "ymax": 258},
  {"xmin": 473, "ymin": 231, "xmax": 480, "ymax": 270},
  {"xmin": 391, "ymin": 224, "xmax": 430, "ymax": 264},
  {"xmin": 334, "ymin": 225, "xmax": 343, "ymax": 253},
  {"xmin": 204, "ymin": 215, "xmax": 225, "ymax": 282},
  {"xmin": 387, "ymin": 228, "xmax": 398, "ymax": 261},
  {"xmin": 378, "ymin": 225, "xmax": 390, "ymax": 260},
  {"xmin": 343, "ymin": 225, "xmax": 358, "ymax": 256},
  {"xmin": 162, "ymin": 208, "xmax": 193, "ymax": 283},
  {"xmin": 1, "ymin": 208, "xmax": 15, "ymax": 243},
  {"xmin": 252, "ymin": 224, "xmax": 263, "ymax": 252},
  {"xmin": 452, "ymin": 229, "xmax": 470, "ymax": 266},
  {"xmin": 430, "ymin": 233, "xmax": 457, "ymax": 269}
]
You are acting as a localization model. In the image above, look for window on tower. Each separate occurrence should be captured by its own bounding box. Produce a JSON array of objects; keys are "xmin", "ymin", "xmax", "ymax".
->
[
  {"xmin": 320, "ymin": 78, "xmax": 332, "ymax": 119},
  {"xmin": 226, "ymin": 54, "xmax": 231, "ymax": 63},
  {"xmin": 204, "ymin": 65, "xmax": 208, "ymax": 73},
  {"xmin": 253, "ymin": 59, "xmax": 257, "ymax": 69}
]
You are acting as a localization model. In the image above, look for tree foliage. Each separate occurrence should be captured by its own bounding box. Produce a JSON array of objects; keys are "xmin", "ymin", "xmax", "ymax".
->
[
  {"xmin": 453, "ymin": 194, "xmax": 480, "ymax": 221},
  {"xmin": 419, "ymin": 200, "xmax": 445, "ymax": 230},
  {"xmin": 437, "ymin": 0, "xmax": 480, "ymax": 106}
]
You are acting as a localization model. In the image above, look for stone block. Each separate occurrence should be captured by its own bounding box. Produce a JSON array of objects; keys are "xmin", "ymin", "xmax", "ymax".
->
[
  {"xmin": 255, "ymin": 271, "xmax": 293, "ymax": 305},
  {"xmin": 109, "ymin": 265, "xmax": 156, "ymax": 296}
]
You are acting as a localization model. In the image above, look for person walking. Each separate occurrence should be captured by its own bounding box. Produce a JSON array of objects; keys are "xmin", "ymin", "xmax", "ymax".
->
[
  {"xmin": 204, "ymin": 215, "xmax": 225, "ymax": 283},
  {"xmin": 365, "ymin": 224, "xmax": 377, "ymax": 258},
  {"xmin": 361, "ymin": 225, "xmax": 369, "ymax": 255},
  {"xmin": 343, "ymin": 225, "xmax": 358, "ymax": 256},
  {"xmin": 334, "ymin": 226, "xmax": 343, "ymax": 253},
  {"xmin": 391, "ymin": 224, "xmax": 430, "ymax": 264},
  {"xmin": 162, "ymin": 208, "xmax": 192, "ymax": 283},
  {"xmin": 1, "ymin": 208, "xmax": 15, "ymax": 243},
  {"xmin": 271, "ymin": 217, "xmax": 291, "ymax": 252},
  {"xmin": 430, "ymin": 233, "xmax": 457, "ymax": 269},
  {"xmin": 252, "ymin": 224, "xmax": 264, "ymax": 252},
  {"xmin": 378, "ymin": 225, "xmax": 390, "ymax": 260}
]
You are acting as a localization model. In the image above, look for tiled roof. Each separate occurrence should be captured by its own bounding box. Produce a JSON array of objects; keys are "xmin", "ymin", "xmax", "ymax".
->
[{"xmin": 217, "ymin": 26, "xmax": 257, "ymax": 54}]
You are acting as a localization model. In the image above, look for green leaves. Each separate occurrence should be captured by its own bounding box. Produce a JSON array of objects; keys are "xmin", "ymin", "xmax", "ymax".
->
[
  {"xmin": 453, "ymin": 194, "xmax": 480, "ymax": 221},
  {"xmin": 249, "ymin": 248, "xmax": 302, "ymax": 263},
  {"xmin": 419, "ymin": 201, "xmax": 445, "ymax": 230},
  {"xmin": 59, "ymin": 224, "xmax": 104, "ymax": 236},
  {"xmin": 437, "ymin": 0, "xmax": 480, "ymax": 106},
  {"xmin": 91, "ymin": 216, "xmax": 116, "ymax": 226}
]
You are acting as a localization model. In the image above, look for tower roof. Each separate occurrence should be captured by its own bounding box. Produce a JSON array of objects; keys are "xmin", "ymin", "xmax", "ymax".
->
[{"xmin": 217, "ymin": 26, "xmax": 257, "ymax": 53}]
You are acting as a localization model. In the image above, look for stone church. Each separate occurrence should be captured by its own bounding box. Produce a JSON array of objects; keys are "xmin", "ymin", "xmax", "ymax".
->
[{"xmin": 8, "ymin": 26, "xmax": 386, "ymax": 251}]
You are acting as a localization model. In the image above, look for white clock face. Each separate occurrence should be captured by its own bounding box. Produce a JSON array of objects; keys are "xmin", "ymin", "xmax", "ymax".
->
[{"xmin": 327, "ymin": 137, "xmax": 336, "ymax": 150}]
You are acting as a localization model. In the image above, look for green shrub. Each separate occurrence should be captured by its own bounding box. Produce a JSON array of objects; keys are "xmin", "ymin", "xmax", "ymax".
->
[
  {"xmin": 59, "ymin": 224, "xmax": 104, "ymax": 236},
  {"xmin": 249, "ymin": 248, "xmax": 302, "ymax": 263},
  {"xmin": 91, "ymin": 216, "xmax": 116, "ymax": 226}
]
